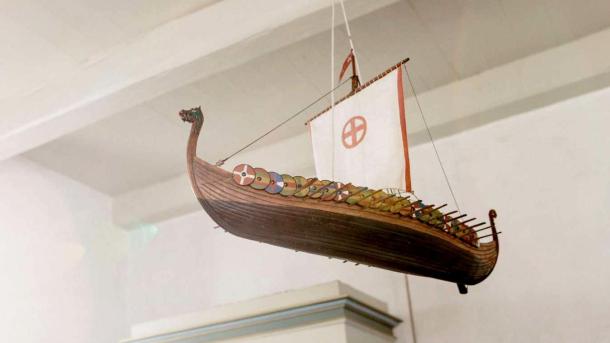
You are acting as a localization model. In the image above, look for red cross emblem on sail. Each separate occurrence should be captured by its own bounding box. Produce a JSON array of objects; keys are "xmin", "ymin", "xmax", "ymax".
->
[{"xmin": 342, "ymin": 116, "xmax": 367, "ymax": 149}]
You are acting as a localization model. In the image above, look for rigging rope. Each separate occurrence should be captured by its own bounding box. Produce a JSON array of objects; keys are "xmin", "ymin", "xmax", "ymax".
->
[
  {"xmin": 330, "ymin": 0, "xmax": 336, "ymax": 179},
  {"xmin": 216, "ymin": 78, "xmax": 351, "ymax": 166},
  {"xmin": 218, "ymin": 1, "xmax": 361, "ymax": 168},
  {"xmin": 403, "ymin": 64, "xmax": 462, "ymax": 213},
  {"xmin": 405, "ymin": 275, "xmax": 418, "ymax": 343}
]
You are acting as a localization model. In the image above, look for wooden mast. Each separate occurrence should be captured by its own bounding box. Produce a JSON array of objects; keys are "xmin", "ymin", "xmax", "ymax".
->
[{"xmin": 350, "ymin": 51, "xmax": 360, "ymax": 93}]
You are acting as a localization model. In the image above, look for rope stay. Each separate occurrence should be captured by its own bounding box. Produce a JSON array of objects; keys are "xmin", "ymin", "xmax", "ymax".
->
[
  {"xmin": 216, "ymin": 78, "xmax": 351, "ymax": 166},
  {"xmin": 218, "ymin": 0, "xmax": 362, "ymax": 168},
  {"xmin": 403, "ymin": 64, "xmax": 462, "ymax": 213}
]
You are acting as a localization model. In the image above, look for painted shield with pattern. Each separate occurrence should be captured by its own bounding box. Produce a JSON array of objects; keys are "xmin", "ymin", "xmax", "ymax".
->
[
  {"xmin": 442, "ymin": 215, "xmax": 453, "ymax": 232},
  {"xmin": 346, "ymin": 189, "xmax": 376, "ymax": 205},
  {"xmin": 369, "ymin": 192, "xmax": 393, "ymax": 209},
  {"xmin": 321, "ymin": 182, "xmax": 343, "ymax": 201},
  {"xmin": 294, "ymin": 178, "xmax": 316, "ymax": 198},
  {"xmin": 309, "ymin": 180, "xmax": 332, "ymax": 198},
  {"xmin": 265, "ymin": 172, "xmax": 284, "ymax": 194},
  {"xmin": 293, "ymin": 176, "xmax": 307, "ymax": 191},
  {"xmin": 358, "ymin": 190, "xmax": 389, "ymax": 208},
  {"xmin": 406, "ymin": 201, "xmax": 423, "ymax": 217},
  {"xmin": 335, "ymin": 184, "xmax": 361, "ymax": 202},
  {"xmin": 280, "ymin": 174, "xmax": 297, "ymax": 196},
  {"xmin": 232, "ymin": 164, "xmax": 256, "ymax": 186},
  {"xmin": 377, "ymin": 195, "xmax": 400, "ymax": 212},
  {"xmin": 448, "ymin": 220, "xmax": 460, "ymax": 234},
  {"xmin": 390, "ymin": 198, "xmax": 411, "ymax": 213},
  {"xmin": 251, "ymin": 168, "xmax": 271, "ymax": 190}
]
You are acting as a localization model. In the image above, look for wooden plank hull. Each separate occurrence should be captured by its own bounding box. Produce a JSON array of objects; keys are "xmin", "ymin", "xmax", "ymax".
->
[{"xmin": 191, "ymin": 158, "xmax": 498, "ymax": 286}]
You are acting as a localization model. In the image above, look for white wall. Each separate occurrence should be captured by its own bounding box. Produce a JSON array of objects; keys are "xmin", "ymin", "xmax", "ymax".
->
[
  {"xmin": 125, "ymin": 211, "xmax": 413, "ymax": 342},
  {"xmin": 125, "ymin": 86, "xmax": 610, "ymax": 342},
  {"xmin": 406, "ymin": 86, "xmax": 610, "ymax": 342},
  {"xmin": 0, "ymin": 158, "xmax": 128, "ymax": 342}
]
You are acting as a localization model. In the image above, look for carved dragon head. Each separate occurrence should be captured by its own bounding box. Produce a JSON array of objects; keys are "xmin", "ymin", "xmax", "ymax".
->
[{"xmin": 179, "ymin": 107, "xmax": 204, "ymax": 124}]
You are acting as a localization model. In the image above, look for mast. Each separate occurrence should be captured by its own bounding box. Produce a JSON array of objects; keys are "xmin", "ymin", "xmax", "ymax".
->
[{"xmin": 350, "ymin": 52, "xmax": 360, "ymax": 93}]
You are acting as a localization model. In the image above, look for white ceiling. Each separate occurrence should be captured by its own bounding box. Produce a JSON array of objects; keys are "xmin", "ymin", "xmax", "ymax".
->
[
  {"xmin": 5, "ymin": 0, "xmax": 610, "ymax": 199},
  {"xmin": 0, "ymin": 0, "xmax": 219, "ymax": 101}
]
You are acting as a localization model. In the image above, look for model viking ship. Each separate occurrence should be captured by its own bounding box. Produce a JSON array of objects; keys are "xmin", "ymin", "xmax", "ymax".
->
[{"xmin": 179, "ymin": 56, "xmax": 500, "ymax": 294}]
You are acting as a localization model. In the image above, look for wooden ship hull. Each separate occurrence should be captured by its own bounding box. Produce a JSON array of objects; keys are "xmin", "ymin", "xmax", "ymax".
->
[{"xmin": 181, "ymin": 108, "xmax": 499, "ymax": 290}]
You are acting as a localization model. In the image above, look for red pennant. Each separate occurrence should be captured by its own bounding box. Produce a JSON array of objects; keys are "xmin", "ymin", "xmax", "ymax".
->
[{"xmin": 339, "ymin": 49, "xmax": 354, "ymax": 81}]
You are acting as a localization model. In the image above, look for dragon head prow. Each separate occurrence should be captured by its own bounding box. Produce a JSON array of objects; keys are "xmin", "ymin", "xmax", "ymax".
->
[{"xmin": 179, "ymin": 106, "xmax": 204, "ymax": 124}]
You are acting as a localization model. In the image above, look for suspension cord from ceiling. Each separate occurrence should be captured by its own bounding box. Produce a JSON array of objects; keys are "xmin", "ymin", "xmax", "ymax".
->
[
  {"xmin": 330, "ymin": 0, "xmax": 361, "ymax": 179},
  {"xmin": 338, "ymin": 0, "xmax": 362, "ymax": 77},
  {"xmin": 216, "ymin": 78, "xmax": 351, "ymax": 166},
  {"xmin": 403, "ymin": 64, "xmax": 461, "ymax": 213},
  {"xmin": 330, "ymin": 0, "xmax": 336, "ymax": 179}
]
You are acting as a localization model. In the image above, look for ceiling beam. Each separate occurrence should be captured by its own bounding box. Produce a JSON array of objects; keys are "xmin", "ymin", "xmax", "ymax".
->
[
  {"xmin": 113, "ymin": 27, "xmax": 610, "ymax": 228},
  {"xmin": 0, "ymin": 0, "xmax": 399, "ymax": 161}
]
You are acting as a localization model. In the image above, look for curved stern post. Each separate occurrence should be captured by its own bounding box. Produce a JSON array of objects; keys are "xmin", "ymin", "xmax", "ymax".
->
[
  {"xmin": 456, "ymin": 209, "xmax": 499, "ymax": 294},
  {"xmin": 488, "ymin": 209, "xmax": 500, "ymax": 252},
  {"xmin": 485, "ymin": 209, "xmax": 501, "ymax": 278}
]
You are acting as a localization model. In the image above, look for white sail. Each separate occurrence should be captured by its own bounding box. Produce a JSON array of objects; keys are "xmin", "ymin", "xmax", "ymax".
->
[{"xmin": 309, "ymin": 66, "xmax": 411, "ymax": 191}]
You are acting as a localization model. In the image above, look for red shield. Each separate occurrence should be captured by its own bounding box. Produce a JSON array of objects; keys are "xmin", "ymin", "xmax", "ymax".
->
[{"xmin": 232, "ymin": 164, "xmax": 255, "ymax": 186}]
